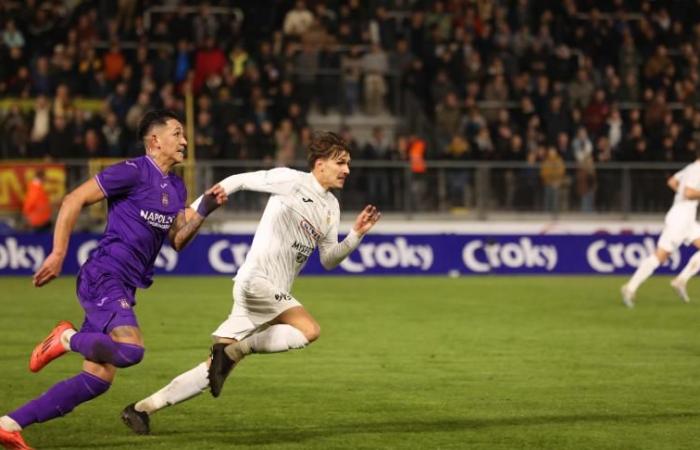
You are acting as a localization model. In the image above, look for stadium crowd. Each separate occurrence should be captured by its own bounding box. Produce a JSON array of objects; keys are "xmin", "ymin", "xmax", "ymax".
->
[{"xmin": 2, "ymin": 0, "xmax": 700, "ymax": 211}]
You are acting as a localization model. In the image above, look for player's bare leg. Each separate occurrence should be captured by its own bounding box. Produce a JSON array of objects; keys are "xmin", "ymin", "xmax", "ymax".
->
[
  {"xmin": 209, "ymin": 306, "xmax": 316, "ymax": 397},
  {"xmin": 122, "ymin": 336, "xmax": 234, "ymax": 434},
  {"xmin": 622, "ymin": 248, "xmax": 669, "ymax": 308},
  {"xmin": 670, "ymin": 238, "xmax": 700, "ymax": 303}
]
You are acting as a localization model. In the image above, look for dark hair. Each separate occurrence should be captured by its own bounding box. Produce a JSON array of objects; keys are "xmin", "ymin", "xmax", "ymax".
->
[
  {"xmin": 137, "ymin": 109, "xmax": 182, "ymax": 141},
  {"xmin": 307, "ymin": 131, "xmax": 349, "ymax": 169}
]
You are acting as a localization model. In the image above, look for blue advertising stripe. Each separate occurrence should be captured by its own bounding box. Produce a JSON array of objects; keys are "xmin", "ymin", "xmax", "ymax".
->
[{"xmin": 0, "ymin": 233, "xmax": 693, "ymax": 276}]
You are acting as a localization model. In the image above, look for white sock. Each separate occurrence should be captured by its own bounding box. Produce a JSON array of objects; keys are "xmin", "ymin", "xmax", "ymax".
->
[
  {"xmin": 677, "ymin": 251, "xmax": 700, "ymax": 283},
  {"xmin": 628, "ymin": 255, "xmax": 661, "ymax": 292},
  {"xmin": 61, "ymin": 329, "xmax": 77, "ymax": 351},
  {"xmin": 134, "ymin": 362, "xmax": 209, "ymax": 415},
  {"xmin": 0, "ymin": 416, "xmax": 21, "ymax": 432},
  {"xmin": 227, "ymin": 324, "xmax": 308, "ymax": 360}
]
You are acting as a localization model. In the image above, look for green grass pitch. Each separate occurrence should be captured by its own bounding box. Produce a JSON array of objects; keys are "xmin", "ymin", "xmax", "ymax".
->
[{"xmin": 0, "ymin": 275, "xmax": 698, "ymax": 449}]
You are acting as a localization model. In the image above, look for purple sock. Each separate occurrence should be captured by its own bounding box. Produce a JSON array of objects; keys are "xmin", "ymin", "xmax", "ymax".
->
[
  {"xmin": 69, "ymin": 332, "xmax": 144, "ymax": 367},
  {"xmin": 8, "ymin": 372, "xmax": 110, "ymax": 428}
]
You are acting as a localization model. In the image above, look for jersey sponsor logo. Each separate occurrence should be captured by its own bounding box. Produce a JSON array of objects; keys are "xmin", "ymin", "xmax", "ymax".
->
[
  {"xmin": 340, "ymin": 238, "xmax": 433, "ymax": 273},
  {"xmin": 292, "ymin": 240, "xmax": 313, "ymax": 265},
  {"xmin": 300, "ymin": 219, "xmax": 321, "ymax": 242},
  {"xmin": 462, "ymin": 238, "xmax": 557, "ymax": 273},
  {"xmin": 140, "ymin": 209, "xmax": 175, "ymax": 230},
  {"xmin": 0, "ymin": 237, "xmax": 45, "ymax": 271},
  {"xmin": 291, "ymin": 241, "xmax": 313, "ymax": 255},
  {"xmin": 301, "ymin": 197, "xmax": 314, "ymax": 203},
  {"xmin": 586, "ymin": 237, "xmax": 680, "ymax": 273}
]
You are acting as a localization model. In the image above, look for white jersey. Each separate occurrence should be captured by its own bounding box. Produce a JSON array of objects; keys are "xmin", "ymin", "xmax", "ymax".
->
[
  {"xmin": 665, "ymin": 160, "xmax": 700, "ymax": 225},
  {"xmin": 191, "ymin": 168, "xmax": 362, "ymax": 292}
]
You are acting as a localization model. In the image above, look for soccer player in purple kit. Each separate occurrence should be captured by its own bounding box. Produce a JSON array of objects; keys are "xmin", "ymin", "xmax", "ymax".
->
[{"xmin": 0, "ymin": 110, "xmax": 226, "ymax": 450}]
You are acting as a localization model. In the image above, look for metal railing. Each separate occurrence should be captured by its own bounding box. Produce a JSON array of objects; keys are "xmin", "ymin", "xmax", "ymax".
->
[{"xmin": 18, "ymin": 159, "xmax": 680, "ymax": 222}]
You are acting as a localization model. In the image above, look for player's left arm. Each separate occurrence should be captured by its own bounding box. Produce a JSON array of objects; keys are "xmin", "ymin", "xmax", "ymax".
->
[
  {"xmin": 318, "ymin": 204, "xmax": 381, "ymax": 270},
  {"xmin": 169, "ymin": 185, "xmax": 227, "ymax": 251}
]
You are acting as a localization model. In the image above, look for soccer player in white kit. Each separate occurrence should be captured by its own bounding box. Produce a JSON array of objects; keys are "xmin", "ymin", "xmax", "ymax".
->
[
  {"xmin": 621, "ymin": 157, "xmax": 700, "ymax": 307},
  {"xmin": 121, "ymin": 131, "xmax": 381, "ymax": 433}
]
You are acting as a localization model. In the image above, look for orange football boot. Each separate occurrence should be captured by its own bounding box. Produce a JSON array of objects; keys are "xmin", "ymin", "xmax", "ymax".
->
[
  {"xmin": 0, "ymin": 428, "xmax": 34, "ymax": 450},
  {"xmin": 29, "ymin": 321, "xmax": 75, "ymax": 373}
]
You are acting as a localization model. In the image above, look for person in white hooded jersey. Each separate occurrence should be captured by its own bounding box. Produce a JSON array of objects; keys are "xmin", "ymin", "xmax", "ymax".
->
[
  {"xmin": 621, "ymin": 156, "xmax": 700, "ymax": 307},
  {"xmin": 120, "ymin": 131, "xmax": 381, "ymax": 434}
]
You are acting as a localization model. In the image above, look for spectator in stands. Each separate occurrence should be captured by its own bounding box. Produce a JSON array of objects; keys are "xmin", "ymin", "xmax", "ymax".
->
[
  {"xmin": 435, "ymin": 92, "xmax": 462, "ymax": 147},
  {"xmin": 572, "ymin": 126, "xmax": 594, "ymax": 163},
  {"xmin": 29, "ymin": 95, "xmax": 51, "ymax": 155},
  {"xmin": 22, "ymin": 169, "xmax": 52, "ymax": 232},
  {"xmin": 540, "ymin": 146, "xmax": 566, "ymax": 213},
  {"xmin": 2, "ymin": 19, "xmax": 25, "ymax": 50},
  {"xmin": 103, "ymin": 41, "xmax": 126, "ymax": 82},
  {"xmin": 82, "ymin": 128, "xmax": 104, "ymax": 158},
  {"xmin": 102, "ymin": 112, "xmax": 125, "ymax": 158},
  {"xmin": 363, "ymin": 126, "xmax": 392, "ymax": 208},
  {"xmin": 583, "ymin": 89, "xmax": 610, "ymax": 135},
  {"xmin": 193, "ymin": 36, "xmax": 226, "ymax": 93},
  {"xmin": 284, "ymin": 1, "xmax": 314, "ymax": 38},
  {"xmin": 1, "ymin": 104, "xmax": 30, "ymax": 159},
  {"xmin": 192, "ymin": 3, "xmax": 219, "ymax": 46},
  {"xmin": 194, "ymin": 109, "xmax": 218, "ymax": 159},
  {"xmin": 569, "ymin": 69, "xmax": 595, "ymax": 109}
]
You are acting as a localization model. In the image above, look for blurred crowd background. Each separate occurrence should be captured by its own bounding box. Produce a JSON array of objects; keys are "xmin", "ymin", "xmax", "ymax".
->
[{"xmin": 2, "ymin": 0, "xmax": 700, "ymax": 217}]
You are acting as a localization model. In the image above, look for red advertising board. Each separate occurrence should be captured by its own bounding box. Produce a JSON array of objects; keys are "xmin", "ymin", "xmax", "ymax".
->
[{"xmin": 0, "ymin": 163, "xmax": 66, "ymax": 211}]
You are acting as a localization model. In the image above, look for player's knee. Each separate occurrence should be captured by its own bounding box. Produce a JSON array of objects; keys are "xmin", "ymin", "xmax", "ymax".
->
[
  {"xmin": 112, "ymin": 343, "xmax": 145, "ymax": 368},
  {"xmin": 302, "ymin": 322, "xmax": 321, "ymax": 343}
]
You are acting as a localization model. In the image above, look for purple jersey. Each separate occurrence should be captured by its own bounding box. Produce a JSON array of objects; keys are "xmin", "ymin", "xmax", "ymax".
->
[{"xmin": 88, "ymin": 156, "xmax": 186, "ymax": 288}]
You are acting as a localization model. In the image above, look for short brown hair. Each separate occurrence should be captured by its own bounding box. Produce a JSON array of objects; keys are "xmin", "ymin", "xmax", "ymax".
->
[{"xmin": 307, "ymin": 131, "xmax": 349, "ymax": 169}]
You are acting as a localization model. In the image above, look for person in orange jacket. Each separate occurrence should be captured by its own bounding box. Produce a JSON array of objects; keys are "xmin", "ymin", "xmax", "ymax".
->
[{"xmin": 22, "ymin": 169, "xmax": 52, "ymax": 232}]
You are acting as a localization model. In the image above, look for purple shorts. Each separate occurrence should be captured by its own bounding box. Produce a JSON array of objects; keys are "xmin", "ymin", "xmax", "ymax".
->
[{"xmin": 76, "ymin": 264, "xmax": 139, "ymax": 334}]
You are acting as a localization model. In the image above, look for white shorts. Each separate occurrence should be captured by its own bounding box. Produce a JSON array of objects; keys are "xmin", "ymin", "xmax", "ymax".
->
[
  {"xmin": 211, "ymin": 276, "xmax": 302, "ymax": 341},
  {"xmin": 657, "ymin": 221, "xmax": 700, "ymax": 252}
]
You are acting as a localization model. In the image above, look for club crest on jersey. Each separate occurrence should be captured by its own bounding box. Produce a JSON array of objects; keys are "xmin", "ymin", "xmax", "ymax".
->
[
  {"xmin": 161, "ymin": 192, "xmax": 169, "ymax": 207},
  {"xmin": 300, "ymin": 219, "xmax": 321, "ymax": 242}
]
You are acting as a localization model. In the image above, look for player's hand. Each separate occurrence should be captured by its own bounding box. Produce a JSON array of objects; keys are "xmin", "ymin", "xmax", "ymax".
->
[
  {"xmin": 33, "ymin": 252, "xmax": 65, "ymax": 287},
  {"xmin": 352, "ymin": 205, "xmax": 381, "ymax": 236},
  {"xmin": 207, "ymin": 184, "xmax": 228, "ymax": 206},
  {"xmin": 197, "ymin": 184, "xmax": 228, "ymax": 217}
]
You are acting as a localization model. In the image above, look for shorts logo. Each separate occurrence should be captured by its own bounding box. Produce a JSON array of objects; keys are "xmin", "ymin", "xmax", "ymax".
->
[
  {"xmin": 300, "ymin": 219, "xmax": 321, "ymax": 242},
  {"xmin": 274, "ymin": 293, "xmax": 292, "ymax": 302},
  {"xmin": 118, "ymin": 299, "xmax": 131, "ymax": 309}
]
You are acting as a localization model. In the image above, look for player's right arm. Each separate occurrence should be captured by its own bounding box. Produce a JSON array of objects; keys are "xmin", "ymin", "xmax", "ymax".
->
[
  {"xmin": 33, "ymin": 178, "xmax": 105, "ymax": 287},
  {"xmin": 190, "ymin": 168, "xmax": 299, "ymax": 212}
]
